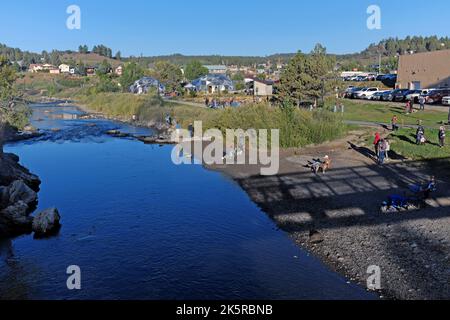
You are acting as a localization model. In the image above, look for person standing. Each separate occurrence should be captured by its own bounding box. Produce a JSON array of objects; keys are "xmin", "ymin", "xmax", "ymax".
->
[
  {"xmin": 391, "ymin": 115, "xmax": 399, "ymax": 131},
  {"xmin": 439, "ymin": 126, "xmax": 446, "ymax": 148},
  {"xmin": 378, "ymin": 139, "xmax": 386, "ymax": 165},
  {"xmin": 385, "ymin": 139, "xmax": 391, "ymax": 161},
  {"xmin": 419, "ymin": 95, "xmax": 425, "ymax": 111},
  {"xmin": 405, "ymin": 100, "xmax": 411, "ymax": 114},
  {"xmin": 373, "ymin": 132, "xmax": 381, "ymax": 158}
]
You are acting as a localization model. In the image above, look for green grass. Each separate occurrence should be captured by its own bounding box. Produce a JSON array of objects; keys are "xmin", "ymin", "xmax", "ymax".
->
[
  {"xmin": 389, "ymin": 128, "xmax": 450, "ymax": 160},
  {"xmin": 337, "ymin": 99, "xmax": 448, "ymax": 129}
]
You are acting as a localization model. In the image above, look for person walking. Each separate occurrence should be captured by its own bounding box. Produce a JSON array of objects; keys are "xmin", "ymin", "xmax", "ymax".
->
[
  {"xmin": 378, "ymin": 139, "xmax": 386, "ymax": 165},
  {"xmin": 419, "ymin": 95, "xmax": 425, "ymax": 111},
  {"xmin": 439, "ymin": 126, "xmax": 446, "ymax": 148},
  {"xmin": 373, "ymin": 132, "xmax": 381, "ymax": 158},
  {"xmin": 385, "ymin": 139, "xmax": 391, "ymax": 161},
  {"xmin": 416, "ymin": 121, "xmax": 425, "ymax": 145},
  {"xmin": 405, "ymin": 100, "xmax": 411, "ymax": 114},
  {"xmin": 410, "ymin": 98, "xmax": 415, "ymax": 112},
  {"xmin": 391, "ymin": 115, "xmax": 399, "ymax": 131}
]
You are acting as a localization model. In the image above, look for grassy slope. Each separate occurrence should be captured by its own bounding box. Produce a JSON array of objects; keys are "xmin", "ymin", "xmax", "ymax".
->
[
  {"xmin": 339, "ymin": 100, "xmax": 449, "ymax": 129},
  {"xmin": 389, "ymin": 128, "xmax": 449, "ymax": 160}
]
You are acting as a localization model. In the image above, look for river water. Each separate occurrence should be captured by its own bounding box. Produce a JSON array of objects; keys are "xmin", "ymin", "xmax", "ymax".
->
[{"xmin": 0, "ymin": 103, "xmax": 376, "ymax": 300}]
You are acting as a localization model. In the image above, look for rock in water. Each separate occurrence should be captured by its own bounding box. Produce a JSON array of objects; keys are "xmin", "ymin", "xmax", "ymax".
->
[
  {"xmin": 309, "ymin": 229, "xmax": 324, "ymax": 244},
  {"xmin": 8, "ymin": 180, "xmax": 37, "ymax": 205},
  {"xmin": 32, "ymin": 208, "xmax": 61, "ymax": 237}
]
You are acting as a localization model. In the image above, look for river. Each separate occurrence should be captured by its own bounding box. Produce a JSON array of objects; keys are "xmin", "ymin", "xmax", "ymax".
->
[{"xmin": 0, "ymin": 103, "xmax": 376, "ymax": 300}]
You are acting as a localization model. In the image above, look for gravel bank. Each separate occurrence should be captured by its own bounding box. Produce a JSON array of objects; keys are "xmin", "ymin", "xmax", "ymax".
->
[{"xmin": 208, "ymin": 132, "xmax": 450, "ymax": 300}]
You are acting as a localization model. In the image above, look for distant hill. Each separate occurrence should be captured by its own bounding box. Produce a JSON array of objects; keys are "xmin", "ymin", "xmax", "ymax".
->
[
  {"xmin": 123, "ymin": 53, "xmax": 296, "ymax": 68},
  {"xmin": 2, "ymin": 35, "xmax": 450, "ymax": 71}
]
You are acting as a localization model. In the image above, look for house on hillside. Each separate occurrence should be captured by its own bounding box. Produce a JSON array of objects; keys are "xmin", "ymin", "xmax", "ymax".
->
[
  {"xmin": 188, "ymin": 74, "xmax": 234, "ymax": 94},
  {"xmin": 129, "ymin": 77, "xmax": 165, "ymax": 95},
  {"xmin": 397, "ymin": 49, "xmax": 450, "ymax": 89},
  {"xmin": 28, "ymin": 64, "xmax": 43, "ymax": 73},
  {"xmin": 59, "ymin": 64, "xmax": 71, "ymax": 73},
  {"xmin": 204, "ymin": 65, "xmax": 228, "ymax": 75}
]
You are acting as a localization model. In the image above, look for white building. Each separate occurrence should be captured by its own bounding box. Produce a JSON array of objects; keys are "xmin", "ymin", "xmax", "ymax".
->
[{"xmin": 59, "ymin": 64, "xmax": 71, "ymax": 73}]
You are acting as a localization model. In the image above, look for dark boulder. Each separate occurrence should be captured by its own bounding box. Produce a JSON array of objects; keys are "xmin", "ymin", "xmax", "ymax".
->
[{"xmin": 32, "ymin": 208, "xmax": 61, "ymax": 237}]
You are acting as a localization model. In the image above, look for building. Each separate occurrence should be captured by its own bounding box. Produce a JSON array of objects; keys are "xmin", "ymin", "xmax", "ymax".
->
[
  {"xmin": 189, "ymin": 74, "xmax": 234, "ymax": 94},
  {"xmin": 397, "ymin": 49, "xmax": 450, "ymax": 89},
  {"xmin": 245, "ymin": 78, "xmax": 274, "ymax": 96},
  {"xmin": 204, "ymin": 65, "xmax": 228, "ymax": 75},
  {"xmin": 129, "ymin": 77, "xmax": 165, "ymax": 95},
  {"xmin": 49, "ymin": 68, "xmax": 61, "ymax": 74},
  {"xmin": 59, "ymin": 64, "xmax": 71, "ymax": 73},
  {"xmin": 253, "ymin": 79, "xmax": 274, "ymax": 96},
  {"xmin": 29, "ymin": 64, "xmax": 43, "ymax": 73}
]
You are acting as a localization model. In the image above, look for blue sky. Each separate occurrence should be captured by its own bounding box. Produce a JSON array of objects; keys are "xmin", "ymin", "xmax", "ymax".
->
[{"xmin": 1, "ymin": 0, "xmax": 449, "ymax": 56}]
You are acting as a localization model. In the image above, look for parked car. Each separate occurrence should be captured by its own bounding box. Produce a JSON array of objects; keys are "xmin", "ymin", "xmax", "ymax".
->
[
  {"xmin": 423, "ymin": 89, "xmax": 450, "ymax": 104},
  {"xmin": 371, "ymin": 90, "xmax": 389, "ymax": 101},
  {"xmin": 346, "ymin": 86, "xmax": 365, "ymax": 99},
  {"xmin": 354, "ymin": 87, "xmax": 379, "ymax": 99},
  {"xmin": 380, "ymin": 90, "xmax": 394, "ymax": 101},
  {"xmin": 392, "ymin": 89, "xmax": 411, "ymax": 102},
  {"xmin": 405, "ymin": 89, "xmax": 433, "ymax": 103},
  {"xmin": 383, "ymin": 89, "xmax": 404, "ymax": 102},
  {"xmin": 442, "ymin": 96, "xmax": 450, "ymax": 106}
]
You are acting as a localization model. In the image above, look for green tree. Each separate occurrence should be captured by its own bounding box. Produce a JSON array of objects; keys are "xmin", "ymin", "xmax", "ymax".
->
[
  {"xmin": 277, "ymin": 44, "xmax": 336, "ymax": 106},
  {"xmin": 0, "ymin": 56, "xmax": 30, "ymax": 156},
  {"xmin": 184, "ymin": 60, "xmax": 208, "ymax": 81},
  {"xmin": 119, "ymin": 62, "xmax": 145, "ymax": 91},
  {"xmin": 151, "ymin": 61, "xmax": 183, "ymax": 92}
]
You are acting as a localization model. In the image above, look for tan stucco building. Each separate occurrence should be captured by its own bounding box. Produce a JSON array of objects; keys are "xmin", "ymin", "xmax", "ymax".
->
[{"xmin": 397, "ymin": 49, "xmax": 450, "ymax": 89}]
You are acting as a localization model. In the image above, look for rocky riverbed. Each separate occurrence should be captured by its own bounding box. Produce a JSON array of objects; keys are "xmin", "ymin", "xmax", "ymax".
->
[{"xmin": 1, "ymin": 126, "xmax": 61, "ymax": 239}]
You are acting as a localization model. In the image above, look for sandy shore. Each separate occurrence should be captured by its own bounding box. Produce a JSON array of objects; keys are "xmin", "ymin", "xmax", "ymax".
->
[{"xmin": 207, "ymin": 131, "xmax": 450, "ymax": 300}]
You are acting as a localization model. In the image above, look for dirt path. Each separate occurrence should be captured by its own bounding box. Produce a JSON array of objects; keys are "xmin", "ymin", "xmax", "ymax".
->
[{"xmin": 209, "ymin": 131, "xmax": 450, "ymax": 300}]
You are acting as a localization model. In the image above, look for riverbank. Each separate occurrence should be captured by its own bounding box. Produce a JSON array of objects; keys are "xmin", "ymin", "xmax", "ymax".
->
[
  {"xmin": 207, "ymin": 130, "xmax": 450, "ymax": 300},
  {"xmin": 24, "ymin": 99, "xmax": 449, "ymax": 299}
]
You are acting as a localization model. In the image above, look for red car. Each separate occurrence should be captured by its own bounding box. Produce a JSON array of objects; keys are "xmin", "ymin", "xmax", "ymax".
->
[{"xmin": 423, "ymin": 89, "xmax": 450, "ymax": 104}]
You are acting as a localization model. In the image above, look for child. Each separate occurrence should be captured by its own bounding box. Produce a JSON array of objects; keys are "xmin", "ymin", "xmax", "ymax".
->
[
  {"xmin": 384, "ymin": 139, "xmax": 391, "ymax": 161},
  {"xmin": 439, "ymin": 127, "xmax": 446, "ymax": 148}
]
